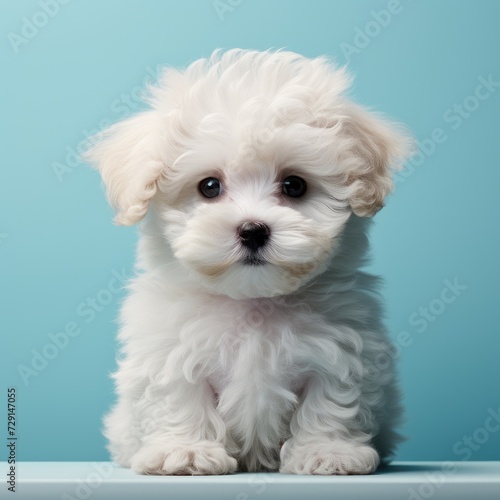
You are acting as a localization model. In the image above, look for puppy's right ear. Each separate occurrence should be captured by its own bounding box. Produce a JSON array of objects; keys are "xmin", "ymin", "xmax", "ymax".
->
[{"xmin": 84, "ymin": 112, "xmax": 165, "ymax": 225}]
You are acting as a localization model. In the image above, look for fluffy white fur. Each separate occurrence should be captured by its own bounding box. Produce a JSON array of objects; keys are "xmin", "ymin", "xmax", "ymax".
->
[{"xmin": 85, "ymin": 49, "xmax": 413, "ymax": 475}]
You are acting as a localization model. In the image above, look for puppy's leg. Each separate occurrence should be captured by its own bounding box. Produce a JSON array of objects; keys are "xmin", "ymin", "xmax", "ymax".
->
[
  {"xmin": 104, "ymin": 396, "xmax": 142, "ymax": 467},
  {"xmin": 280, "ymin": 373, "xmax": 379, "ymax": 475},
  {"xmin": 130, "ymin": 379, "xmax": 237, "ymax": 475}
]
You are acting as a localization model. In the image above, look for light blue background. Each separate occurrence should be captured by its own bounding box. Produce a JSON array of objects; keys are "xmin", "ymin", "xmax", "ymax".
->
[{"xmin": 1, "ymin": 0, "xmax": 499, "ymax": 462}]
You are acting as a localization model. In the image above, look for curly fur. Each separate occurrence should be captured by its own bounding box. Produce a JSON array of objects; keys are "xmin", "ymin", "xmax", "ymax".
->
[{"xmin": 85, "ymin": 49, "xmax": 413, "ymax": 475}]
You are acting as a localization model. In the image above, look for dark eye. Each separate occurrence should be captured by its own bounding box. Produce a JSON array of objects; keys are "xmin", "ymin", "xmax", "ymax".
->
[
  {"xmin": 199, "ymin": 177, "xmax": 222, "ymax": 198},
  {"xmin": 282, "ymin": 176, "xmax": 307, "ymax": 198}
]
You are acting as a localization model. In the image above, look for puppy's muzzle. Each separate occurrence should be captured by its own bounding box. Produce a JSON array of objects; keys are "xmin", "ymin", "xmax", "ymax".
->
[{"xmin": 238, "ymin": 221, "xmax": 270, "ymax": 253}]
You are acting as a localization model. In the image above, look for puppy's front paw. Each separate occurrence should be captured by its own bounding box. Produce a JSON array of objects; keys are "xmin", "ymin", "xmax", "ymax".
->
[
  {"xmin": 280, "ymin": 439, "xmax": 379, "ymax": 475},
  {"xmin": 131, "ymin": 440, "xmax": 237, "ymax": 475}
]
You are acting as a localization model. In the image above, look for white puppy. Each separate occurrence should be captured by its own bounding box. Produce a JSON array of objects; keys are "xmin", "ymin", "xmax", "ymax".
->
[{"xmin": 86, "ymin": 49, "xmax": 412, "ymax": 475}]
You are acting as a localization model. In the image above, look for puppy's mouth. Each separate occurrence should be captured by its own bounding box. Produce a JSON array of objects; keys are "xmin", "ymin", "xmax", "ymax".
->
[{"xmin": 242, "ymin": 255, "xmax": 267, "ymax": 266}]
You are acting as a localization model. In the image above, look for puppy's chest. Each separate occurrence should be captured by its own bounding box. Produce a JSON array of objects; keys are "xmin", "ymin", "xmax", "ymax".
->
[{"xmin": 203, "ymin": 300, "xmax": 303, "ymax": 396}]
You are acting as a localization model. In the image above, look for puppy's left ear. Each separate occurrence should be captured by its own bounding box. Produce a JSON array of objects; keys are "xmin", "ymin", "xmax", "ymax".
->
[
  {"xmin": 84, "ymin": 111, "xmax": 165, "ymax": 225},
  {"xmin": 341, "ymin": 104, "xmax": 414, "ymax": 217}
]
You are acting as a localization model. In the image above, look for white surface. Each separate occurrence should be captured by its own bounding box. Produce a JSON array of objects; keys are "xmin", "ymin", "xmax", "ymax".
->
[{"xmin": 1, "ymin": 461, "xmax": 499, "ymax": 499}]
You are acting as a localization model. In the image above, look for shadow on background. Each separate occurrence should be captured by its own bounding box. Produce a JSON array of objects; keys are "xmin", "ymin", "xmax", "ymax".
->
[{"xmin": 374, "ymin": 463, "xmax": 447, "ymax": 475}]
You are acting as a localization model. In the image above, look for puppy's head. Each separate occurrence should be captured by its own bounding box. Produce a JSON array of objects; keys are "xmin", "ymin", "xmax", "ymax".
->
[{"xmin": 85, "ymin": 50, "xmax": 412, "ymax": 299}]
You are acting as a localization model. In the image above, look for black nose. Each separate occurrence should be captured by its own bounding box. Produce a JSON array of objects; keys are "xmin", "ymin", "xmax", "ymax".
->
[{"xmin": 238, "ymin": 222, "xmax": 270, "ymax": 252}]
